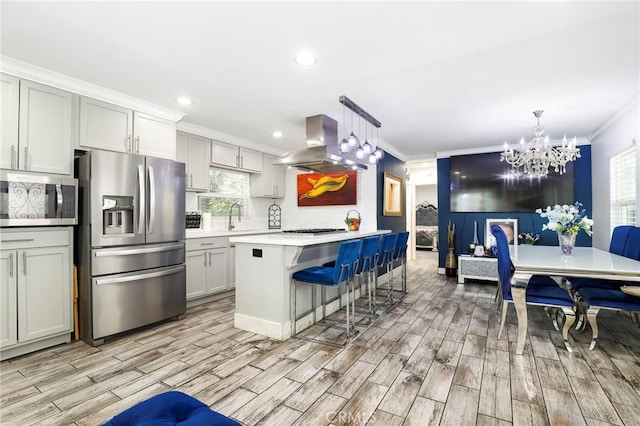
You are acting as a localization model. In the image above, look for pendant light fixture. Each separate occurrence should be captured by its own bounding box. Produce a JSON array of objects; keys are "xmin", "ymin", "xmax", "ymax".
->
[{"xmin": 338, "ymin": 95, "xmax": 382, "ymax": 164}]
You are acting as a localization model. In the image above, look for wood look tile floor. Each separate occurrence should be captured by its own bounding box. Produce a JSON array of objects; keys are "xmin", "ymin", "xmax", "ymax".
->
[{"xmin": 2, "ymin": 251, "xmax": 640, "ymax": 425}]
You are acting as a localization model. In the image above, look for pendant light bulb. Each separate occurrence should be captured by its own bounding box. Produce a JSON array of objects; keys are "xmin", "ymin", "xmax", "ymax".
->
[
  {"xmin": 355, "ymin": 146, "xmax": 365, "ymax": 159},
  {"xmin": 362, "ymin": 141, "xmax": 373, "ymax": 154},
  {"xmin": 374, "ymin": 147, "xmax": 384, "ymax": 160},
  {"xmin": 347, "ymin": 132, "xmax": 359, "ymax": 149},
  {"xmin": 338, "ymin": 138, "xmax": 350, "ymax": 154},
  {"xmin": 368, "ymin": 153, "xmax": 378, "ymax": 164}
]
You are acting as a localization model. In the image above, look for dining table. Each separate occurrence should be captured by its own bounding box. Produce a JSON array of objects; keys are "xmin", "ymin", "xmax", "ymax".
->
[{"xmin": 510, "ymin": 245, "xmax": 640, "ymax": 355}]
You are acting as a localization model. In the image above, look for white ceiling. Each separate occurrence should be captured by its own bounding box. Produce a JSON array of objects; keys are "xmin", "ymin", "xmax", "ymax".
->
[{"xmin": 2, "ymin": 1, "xmax": 638, "ymax": 160}]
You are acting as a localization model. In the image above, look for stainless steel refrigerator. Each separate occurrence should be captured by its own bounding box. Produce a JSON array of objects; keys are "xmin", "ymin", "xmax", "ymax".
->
[{"xmin": 77, "ymin": 149, "xmax": 186, "ymax": 345}]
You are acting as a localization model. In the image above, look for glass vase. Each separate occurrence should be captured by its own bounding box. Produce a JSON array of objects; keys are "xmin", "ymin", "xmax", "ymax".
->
[{"xmin": 558, "ymin": 232, "xmax": 577, "ymax": 255}]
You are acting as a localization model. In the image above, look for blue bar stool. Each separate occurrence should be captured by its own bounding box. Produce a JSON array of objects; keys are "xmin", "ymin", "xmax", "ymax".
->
[
  {"xmin": 376, "ymin": 233, "xmax": 398, "ymax": 310},
  {"xmin": 356, "ymin": 235, "xmax": 383, "ymax": 318},
  {"xmin": 392, "ymin": 231, "xmax": 410, "ymax": 296},
  {"xmin": 292, "ymin": 239, "xmax": 362, "ymax": 344}
]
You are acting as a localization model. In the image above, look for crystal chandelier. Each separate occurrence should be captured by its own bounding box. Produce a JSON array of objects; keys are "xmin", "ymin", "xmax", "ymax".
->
[
  {"xmin": 500, "ymin": 110, "xmax": 581, "ymax": 178},
  {"xmin": 338, "ymin": 96, "xmax": 384, "ymax": 164}
]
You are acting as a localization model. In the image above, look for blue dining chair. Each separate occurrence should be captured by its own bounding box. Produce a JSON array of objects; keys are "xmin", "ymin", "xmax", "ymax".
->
[
  {"xmin": 491, "ymin": 225, "xmax": 577, "ymax": 352},
  {"xmin": 292, "ymin": 239, "xmax": 362, "ymax": 344},
  {"xmin": 569, "ymin": 226, "xmax": 640, "ymax": 292},
  {"xmin": 571, "ymin": 226, "xmax": 640, "ymax": 349}
]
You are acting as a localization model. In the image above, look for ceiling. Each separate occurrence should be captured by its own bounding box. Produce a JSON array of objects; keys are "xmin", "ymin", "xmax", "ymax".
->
[{"xmin": 2, "ymin": 1, "xmax": 638, "ymax": 160}]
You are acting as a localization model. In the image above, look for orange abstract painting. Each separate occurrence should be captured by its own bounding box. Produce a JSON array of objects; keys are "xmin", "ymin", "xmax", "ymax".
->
[{"xmin": 297, "ymin": 171, "xmax": 357, "ymax": 206}]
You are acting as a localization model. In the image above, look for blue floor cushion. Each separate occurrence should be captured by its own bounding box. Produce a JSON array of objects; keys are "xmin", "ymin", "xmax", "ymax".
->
[{"xmin": 103, "ymin": 391, "xmax": 240, "ymax": 426}]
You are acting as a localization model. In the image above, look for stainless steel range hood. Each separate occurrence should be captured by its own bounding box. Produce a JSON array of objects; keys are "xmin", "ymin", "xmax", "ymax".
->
[{"xmin": 274, "ymin": 115, "xmax": 368, "ymax": 173}]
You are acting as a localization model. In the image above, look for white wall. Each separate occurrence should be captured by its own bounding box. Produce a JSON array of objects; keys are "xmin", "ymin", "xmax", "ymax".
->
[
  {"xmin": 590, "ymin": 99, "xmax": 639, "ymax": 249},
  {"xmin": 280, "ymin": 166, "xmax": 378, "ymax": 231},
  {"xmin": 416, "ymin": 185, "xmax": 438, "ymax": 207}
]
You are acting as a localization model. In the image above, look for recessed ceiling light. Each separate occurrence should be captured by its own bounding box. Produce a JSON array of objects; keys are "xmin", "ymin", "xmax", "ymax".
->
[
  {"xmin": 272, "ymin": 131, "xmax": 283, "ymax": 138},
  {"xmin": 177, "ymin": 96, "xmax": 192, "ymax": 106},
  {"xmin": 294, "ymin": 51, "xmax": 317, "ymax": 66}
]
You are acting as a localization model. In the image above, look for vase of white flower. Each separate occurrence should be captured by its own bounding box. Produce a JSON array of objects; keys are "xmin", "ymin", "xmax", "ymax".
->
[
  {"xmin": 536, "ymin": 202, "xmax": 593, "ymax": 255},
  {"xmin": 558, "ymin": 232, "xmax": 577, "ymax": 255}
]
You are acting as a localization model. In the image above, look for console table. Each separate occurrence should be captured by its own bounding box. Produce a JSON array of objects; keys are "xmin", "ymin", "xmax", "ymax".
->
[{"xmin": 458, "ymin": 255, "xmax": 498, "ymax": 283}]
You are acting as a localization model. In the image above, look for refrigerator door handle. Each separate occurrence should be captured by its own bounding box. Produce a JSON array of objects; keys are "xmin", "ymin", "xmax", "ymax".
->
[
  {"xmin": 148, "ymin": 165, "xmax": 156, "ymax": 234},
  {"xmin": 93, "ymin": 243, "xmax": 184, "ymax": 257},
  {"xmin": 137, "ymin": 164, "xmax": 145, "ymax": 235},
  {"xmin": 95, "ymin": 265, "xmax": 184, "ymax": 285}
]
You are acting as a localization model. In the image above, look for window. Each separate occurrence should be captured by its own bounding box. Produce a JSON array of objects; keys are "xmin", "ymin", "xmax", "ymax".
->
[
  {"xmin": 610, "ymin": 146, "xmax": 637, "ymax": 233},
  {"xmin": 198, "ymin": 168, "xmax": 251, "ymax": 217}
]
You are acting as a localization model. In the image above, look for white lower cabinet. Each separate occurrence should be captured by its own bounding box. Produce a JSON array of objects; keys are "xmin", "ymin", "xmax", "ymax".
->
[
  {"xmin": 0, "ymin": 228, "xmax": 73, "ymax": 360},
  {"xmin": 227, "ymin": 245, "xmax": 236, "ymax": 289},
  {"xmin": 185, "ymin": 237, "xmax": 229, "ymax": 303}
]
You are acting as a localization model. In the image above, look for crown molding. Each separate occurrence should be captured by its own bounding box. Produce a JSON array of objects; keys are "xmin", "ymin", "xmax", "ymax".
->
[
  {"xmin": 1, "ymin": 56, "xmax": 185, "ymax": 122},
  {"xmin": 436, "ymin": 138, "xmax": 591, "ymax": 159},
  {"xmin": 588, "ymin": 93, "xmax": 639, "ymax": 141},
  {"xmin": 177, "ymin": 121, "xmax": 280, "ymax": 155}
]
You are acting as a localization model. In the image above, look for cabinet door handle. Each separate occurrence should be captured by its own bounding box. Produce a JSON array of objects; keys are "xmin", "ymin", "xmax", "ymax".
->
[
  {"xmin": 9, "ymin": 253, "xmax": 13, "ymax": 278},
  {"xmin": 135, "ymin": 136, "xmax": 140, "ymax": 153},
  {"xmin": 203, "ymin": 252, "xmax": 207, "ymax": 266},
  {"xmin": 200, "ymin": 242, "xmax": 215, "ymax": 246},
  {"xmin": 236, "ymin": 155, "xmax": 239, "ymax": 168},
  {"xmin": 24, "ymin": 146, "xmax": 28, "ymax": 170},
  {"xmin": 190, "ymin": 174, "xmax": 193, "ymax": 188},
  {"xmin": 10, "ymin": 145, "xmax": 16, "ymax": 169},
  {"xmin": 23, "ymin": 252, "xmax": 26, "ymax": 275},
  {"xmin": 241, "ymin": 156, "xmax": 244, "ymax": 168},
  {"xmin": 1, "ymin": 238, "xmax": 35, "ymax": 243},
  {"xmin": 208, "ymin": 252, "xmax": 212, "ymax": 266},
  {"xmin": 125, "ymin": 135, "xmax": 131, "ymax": 152}
]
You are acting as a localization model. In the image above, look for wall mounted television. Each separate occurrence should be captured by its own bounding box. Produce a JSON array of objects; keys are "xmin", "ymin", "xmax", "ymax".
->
[{"xmin": 449, "ymin": 152, "xmax": 575, "ymax": 212}]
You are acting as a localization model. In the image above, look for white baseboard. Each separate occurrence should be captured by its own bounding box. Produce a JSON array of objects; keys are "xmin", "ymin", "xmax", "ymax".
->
[{"xmin": 234, "ymin": 312, "xmax": 290, "ymax": 340}]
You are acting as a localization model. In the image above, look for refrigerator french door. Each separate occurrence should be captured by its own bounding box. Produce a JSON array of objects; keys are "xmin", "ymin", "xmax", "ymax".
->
[{"xmin": 77, "ymin": 150, "xmax": 186, "ymax": 345}]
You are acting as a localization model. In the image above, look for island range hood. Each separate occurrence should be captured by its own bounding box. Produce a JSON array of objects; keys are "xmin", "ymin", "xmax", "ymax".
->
[{"xmin": 274, "ymin": 115, "xmax": 368, "ymax": 173}]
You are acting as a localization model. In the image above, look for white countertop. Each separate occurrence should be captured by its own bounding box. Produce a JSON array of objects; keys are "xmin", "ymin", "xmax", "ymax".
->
[
  {"xmin": 229, "ymin": 229, "xmax": 391, "ymax": 247},
  {"xmin": 185, "ymin": 229, "xmax": 282, "ymax": 239}
]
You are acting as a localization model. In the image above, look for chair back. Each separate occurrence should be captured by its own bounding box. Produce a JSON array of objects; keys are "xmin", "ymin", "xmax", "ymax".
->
[
  {"xmin": 332, "ymin": 239, "xmax": 362, "ymax": 283},
  {"xmin": 622, "ymin": 227, "xmax": 640, "ymax": 260},
  {"xmin": 393, "ymin": 231, "xmax": 410, "ymax": 260},
  {"xmin": 491, "ymin": 224, "xmax": 515, "ymax": 299},
  {"xmin": 610, "ymin": 225, "xmax": 635, "ymax": 256},
  {"xmin": 358, "ymin": 235, "xmax": 381, "ymax": 274},
  {"xmin": 377, "ymin": 233, "xmax": 398, "ymax": 266}
]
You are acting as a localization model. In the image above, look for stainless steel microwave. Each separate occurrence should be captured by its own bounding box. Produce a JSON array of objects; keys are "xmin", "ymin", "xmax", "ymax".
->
[{"xmin": 0, "ymin": 171, "xmax": 78, "ymax": 226}]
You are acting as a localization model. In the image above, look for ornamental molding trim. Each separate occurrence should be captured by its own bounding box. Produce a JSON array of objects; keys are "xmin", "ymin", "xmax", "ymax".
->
[
  {"xmin": 436, "ymin": 139, "xmax": 591, "ymax": 159},
  {"xmin": 1, "ymin": 56, "xmax": 185, "ymax": 123}
]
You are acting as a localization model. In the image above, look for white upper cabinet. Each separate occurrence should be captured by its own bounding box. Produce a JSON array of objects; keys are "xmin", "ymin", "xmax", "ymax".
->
[
  {"xmin": 251, "ymin": 153, "xmax": 285, "ymax": 198},
  {"xmin": 79, "ymin": 97, "xmax": 176, "ymax": 160},
  {"xmin": 0, "ymin": 74, "xmax": 19, "ymax": 171},
  {"xmin": 1, "ymin": 75, "xmax": 73, "ymax": 175},
  {"xmin": 79, "ymin": 97, "xmax": 133, "ymax": 153},
  {"xmin": 211, "ymin": 140, "xmax": 263, "ymax": 173},
  {"xmin": 176, "ymin": 131, "xmax": 210, "ymax": 192},
  {"xmin": 133, "ymin": 112, "xmax": 176, "ymax": 160}
]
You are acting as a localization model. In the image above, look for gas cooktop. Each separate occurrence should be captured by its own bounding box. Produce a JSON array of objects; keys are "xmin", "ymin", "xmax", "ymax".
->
[{"xmin": 282, "ymin": 228, "xmax": 347, "ymax": 235}]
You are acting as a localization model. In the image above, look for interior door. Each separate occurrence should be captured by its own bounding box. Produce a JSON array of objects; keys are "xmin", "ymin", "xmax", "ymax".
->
[{"xmin": 145, "ymin": 157, "xmax": 185, "ymax": 244}]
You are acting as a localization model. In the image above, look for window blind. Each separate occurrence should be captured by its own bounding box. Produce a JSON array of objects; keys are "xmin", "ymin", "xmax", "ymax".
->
[{"xmin": 610, "ymin": 146, "xmax": 637, "ymax": 234}]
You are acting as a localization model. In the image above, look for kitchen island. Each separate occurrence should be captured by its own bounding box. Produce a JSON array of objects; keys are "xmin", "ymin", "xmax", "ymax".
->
[{"xmin": 229, "ymin": 230, "xmax": 391, "ymax": 340}]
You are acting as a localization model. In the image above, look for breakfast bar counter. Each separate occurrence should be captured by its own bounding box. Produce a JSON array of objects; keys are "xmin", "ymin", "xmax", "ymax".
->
[{"xmin": 230, "ymin": 229, "xmax": 390, "ymax": 340}]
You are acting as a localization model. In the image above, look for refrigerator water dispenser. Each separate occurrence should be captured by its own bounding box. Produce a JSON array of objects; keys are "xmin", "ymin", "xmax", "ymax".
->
[{"xmin": 102, "ymin": 196, "xmax": 134, "ymax": 234}]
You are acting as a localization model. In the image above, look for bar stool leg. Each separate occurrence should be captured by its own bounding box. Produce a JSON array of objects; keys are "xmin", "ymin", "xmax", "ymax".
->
[
  {"xmin": 292, "ymin": 281, "xmax": 297, "ymax": 337},
  {"xmin": 345, "ymin": 281, "xmax": 350, "ymax": 339}
]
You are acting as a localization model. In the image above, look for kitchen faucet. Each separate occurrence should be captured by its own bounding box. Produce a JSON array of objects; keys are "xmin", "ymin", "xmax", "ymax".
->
[{"xmin": 228, "ymin": 202, "xmax": 242, "ymax": 231}]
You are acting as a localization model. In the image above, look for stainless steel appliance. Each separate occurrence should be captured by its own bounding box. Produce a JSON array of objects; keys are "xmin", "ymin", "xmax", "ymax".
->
[
  {"xmin": 77, "ymin": 150, "xmax": 186, "ymax": 345},
  {"xmin": 0, "ymin": 171, "xmax": 77, "ymax": 226}
]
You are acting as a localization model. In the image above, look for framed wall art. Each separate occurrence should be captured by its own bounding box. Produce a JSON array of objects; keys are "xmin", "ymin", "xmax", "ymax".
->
[
  {"xmin": 297, "ymin": 171, "xmax": 357, "ymax": 206},
  {"xmin": 383, "ymin": 172, "xmax": 403, "ymax": 216}
]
